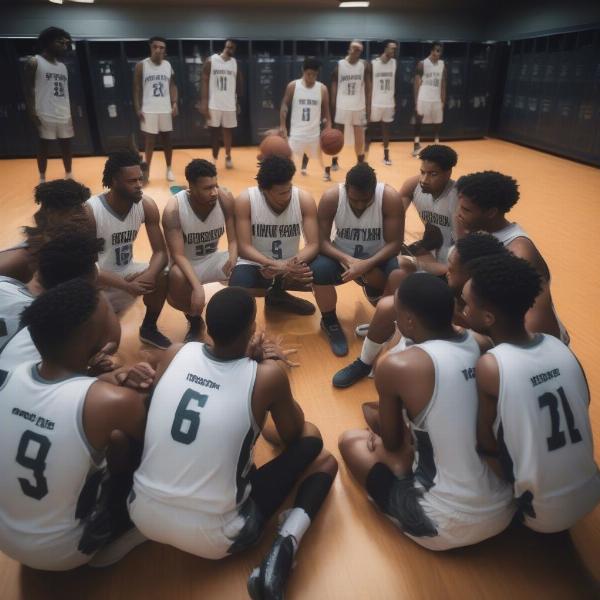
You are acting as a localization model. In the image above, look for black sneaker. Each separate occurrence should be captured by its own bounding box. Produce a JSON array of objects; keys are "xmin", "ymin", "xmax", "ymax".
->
[
  {"xmin": 332, "ymin": 357, "xmax": 372, "ymax": 388},
  {"xmin": 320, "ymin": 318, "xmax": 348, "ymax": 356},
  {"xmin": 247, "ymin": 534, "xmax": 295, "ymax": 600},
  {"xmin": 265, "ymin": 289, "xmax": 315, "ymax": 316},
  {"xmin": 139, "ymin": 326, "xmax": 172, "ymax": 349},
  {"xmin": 184, "ymin": 315, "xmax": 205, "ymax": 343}
]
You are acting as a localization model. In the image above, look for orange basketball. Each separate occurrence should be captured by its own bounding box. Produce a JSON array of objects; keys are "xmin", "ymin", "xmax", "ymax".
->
[
  {"xmin": 320, "ymin": 128, "xmax": 344, "ymax": 155},
  {"xmin": 258, "ymin": 135, "xmax": 292, "ymax": 160}
]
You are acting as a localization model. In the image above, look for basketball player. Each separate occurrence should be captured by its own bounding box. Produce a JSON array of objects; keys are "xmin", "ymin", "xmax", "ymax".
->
[
  {"xmin": 369, "ymin": 40, "xmax": 398, "ymax": 166},
  {"xmin": 163, "ymin": 159, "xmax": 237, "ymax": 342},
  {"xmin": 339, "ymin": 273, "xmax": 514, "ymax": 550},
  {"xmin": 312, "ymin": 162, "xmax": 404, "ymax": 356},
  {"xmin": 229, "ymin": 155, "xmax": 319, "ymax": 316},
  {"xmin": 413, "ymin": 42, "xmax": 446, "ymax": 157},
  {"xmin": 329, "ymin": 40, "xmax": 372, "ymax": 172},
  {"xmin": 129, "ymin": 287, "xmax": 337, "ymax": 598},
  {"xmin": 23, "ymin": 27, "xmax": 74, "ymax": 182},
  {"xmin": 279, "ymin": 57, "xmax": 331, "ymax": 180},
  {"xmin": 85, "ymin": 151, "xmax": 171, "ymax": 349},
  {"xmin": 133, "ymin": 36, "xmax": 178, "ymax": 182},
  {"xmin": 200, "ymin": 39, "xmax": 243, "ymax": 169},
  {"xmin": 463, "ymin": 254, "xmax": 600, "ymax": 532},
  {"xmin": 0, "ymin": 279, "xmax": 149, "ymax": 571}
]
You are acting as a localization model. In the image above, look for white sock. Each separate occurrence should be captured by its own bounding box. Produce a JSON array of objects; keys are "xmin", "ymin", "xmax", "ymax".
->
[
  {"xmin": 39, "ymin": 173, "xmax": 46, "ymax": 182},
  {"xmin": 64, "ymin": 171, "xmax": 72, "ymax": 179},
  {"xmin": 360, "ymin": 337, "xmax": 384, "ymax": 366},
  {"xmin": 414, "ymin": 137, "xmax": 420, "ymax": 144},
  {"xmin": 279, "ymin": 507, "xmax": 311, "ymax": 553},
  {"xmin": 434, "ymin": 137, "xmax": 439, "ymax": 144}
]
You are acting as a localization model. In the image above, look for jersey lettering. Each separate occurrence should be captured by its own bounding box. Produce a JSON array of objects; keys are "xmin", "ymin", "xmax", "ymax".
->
[
  {"xmin": 347, "ymin": 82, "xmax": 356, "ymax": 95},
  {"xmin": 272, "ymin": 240, "xmax": 283, "ymax": 260},
  {"xmin": 301, "ymin": 107, "xmax": 311, "ymax": 121},
  {"xmin": 16, "ymin": 430, "xmax": 51, "ymax": 500},
  {"xmin": 152, "ymin": 82, "xmax": 165, "ymax": 97},
  {"xmin": 538, "ymin": 386, "xmax": 583, "ymax": 451},
  {"xmin": 114, "ymin": 244, "xmax": 133, "ymax": 267},
  {"xmin": 171, "ymin": 388, "xmax": 209, "ymax": 445}
]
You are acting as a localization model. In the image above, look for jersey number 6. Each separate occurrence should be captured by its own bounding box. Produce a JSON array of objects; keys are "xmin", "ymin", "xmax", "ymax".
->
[{"xmin": 171, "ymin": 388, "xmax": 209, "ymax": 445}]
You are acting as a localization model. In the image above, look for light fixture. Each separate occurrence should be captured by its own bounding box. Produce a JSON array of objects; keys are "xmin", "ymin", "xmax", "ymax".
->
[
  {"xmin": 49, "ymin": 0, "xmax": 96, "ymax": 3},
  {"xmin": 339, "ymin": 1, "xmax": 370, "ymax": 7},
  {"xmin": 48, "ymin": 0, "xmax": 63, "ymax": 4}
]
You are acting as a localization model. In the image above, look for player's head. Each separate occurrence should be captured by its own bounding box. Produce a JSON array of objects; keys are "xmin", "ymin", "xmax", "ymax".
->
[
  {"xmin": 185, "ymin": 159, "xmax": 219, "ymax": 207},
  {"xmin": 382, "ymin": 39, "xmax": 398, "ymax": 58},
  {"xmin": 430, "ymin": 41, "xmax": 443, "ymax": 60},
  {"xmin": 456, "ymin": 171, "xmax": 519, "ymax": 232},
  {"xmin": 462, "ymin": 252, "xmax": 542, "ymax": 335},
  {"xmin": 302, "ymin": 57, "xmax": 321, "ymax": 85},
  {"xmin": 348, "ymin": 40, "xmax": 363, "ymax": 59},
  {"xmin": 149, "ymin": 36, "xmax": 167, "ymax": 61},
  {"xmin": 345, "ymin": 162, "xmax": 377, "ymax": 213},
  {"xmin": 447, "ymin": 232, "xmax": 506, "ymax": 292},
  {"xmin": 102, "ymin": 151, "xmax": 144, "ymax": 204},
  {"xmin": 34, "ymin": 179, "xmax": 90, "ymax": 211},
  {"xmin": 418, "ymin": 144, "xmax": 457, "ymax": 195},
  {"xmin": 256, "ymin": 155, "xmax": 296, "ymax": 213},
  {"xmin": 223, "ymin": 39, "xmax": 237, "ymax": 57},
  {"xmin": 395, "ymin": 272, "xmax": 455, "ymax": 340},
  {"xmin": 206, "ymin": 287, "xmax": 256, "ymax": 349},
  {"xmin": 38, "ymin": 27, "xmax": 71, "ymax": 57}
]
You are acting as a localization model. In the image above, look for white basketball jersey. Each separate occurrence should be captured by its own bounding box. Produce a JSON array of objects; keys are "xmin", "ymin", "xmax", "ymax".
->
[
  {"xmin": 141, "ymin": 58, "xmax": 173, "ymax": 114},
  {"xmin": 489, "ymin": 335, "xmax": 600, "ymax": 532},
  {"xmin": 87, "ymin": 194, "xmax": 145, "ymax": 273},
  {"xmin": 134, "ymin": 343, "xmax": 258, "ymax": 516},
  {"xmin": 290, "ymin": 79, "xmax": 322, "ymax": 139},
  {"xmin": 34, "ymin": 55, "xmax": 70, "ymax": 123},
  {"xmin": 175, "ymin": 190, "xmax": 225, "ymax": 263},
  {"xmin": 208, "ymin": 54, "xmax": 237, "ymax": 111},
  {"xmin": 333, "ymin": 182, "xmax": 385, "ymax": 258},
  {"xmin": 336, "ymin": 59, "xmax": 365, "ymax": 111},
  {"xmin": 0, "ymin": 363, "xmax": 102, "ymax": 570},
  {"xmin": 412, "ymin": 180, "xmax": 458, "ymax": 264},
  {"xmin": 0, "ymin": 277, "xmax": 33, "ymax": 351},
  {"xmin": 418, "ymin": 57, "xmax": 444, "ymax": 102},
  {"xmin": 371, "ymin": 57, "xmax": 396, "ymax": 108},
  {"xmin": 0, "ymin": 327, "xmax": 40, "ymax": 373}
]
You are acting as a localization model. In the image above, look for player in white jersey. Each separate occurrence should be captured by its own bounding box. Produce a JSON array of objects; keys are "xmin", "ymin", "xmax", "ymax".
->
[
  {"xmin": 339, "ymin": 273, "xmax": 514, "ymax": 550},
  {"xmin": 312, "ymin": 162, "xmax": 404, "ymax": 356},
  {"xmin": 230, "ymin": 155, "xmax": 319, "ymax": 316},
  {"xmin": 0, "ymin": 276, "xmax": 33, "ymax": 351},
  {"xmin": 200, "ymin": 39, "xmax": 243, "ymax": 169},
  {"xmin": 133, "ymin": 36, "xmax": 178, "ymax": 183},
  {"xmin": 130, "ymin": 287, "xmax": 337, "ymax": 598},
  {"xmin": 163, "ymin": 159, "xmax": 237, "ymax": 342},
  {"xmin": 462, "ymin": 254, "xmax": 600, "ymax": 532},
  {"xmin": 85, "ymin": 151, "xmax": 171, "ymax": 349},
  {"xmin": 413, "ymin": 42, "xmax": 447, "ymax": 157},
  {"xmin": 279, "ymin": 57, "xmax": 331, "ymax": 180},
  {"xmin": 23, "ymin": 27, "xmax": 74, "ymax": 182}
]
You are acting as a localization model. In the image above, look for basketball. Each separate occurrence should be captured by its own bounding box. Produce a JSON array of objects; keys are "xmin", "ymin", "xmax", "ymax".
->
[
  {"xmin": 258, "ymin": 134, "xmax": 292, "ymax": 160},
  {"xmin": 320, "ymin": 128, "xmax": 344, "ymax": 155}
]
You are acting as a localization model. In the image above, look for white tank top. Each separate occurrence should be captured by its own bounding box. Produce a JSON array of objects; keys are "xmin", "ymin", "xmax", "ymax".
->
[
  {"xmin": 134, "ymin": 343, "xmax": 258, "ymax": 515},
  {"xmin": 141, "ymin": 58, "xmax": 173, "ymax": 114},
  {"xmin": 410, "ymin": 332, "xmax": 513, "ymax": 515},
  {"xmin": 175, "ymin": 190, "xmax": 226, "ymax": 262},
  {"xmin": 488, "ymin": 335, "xmax": 600, "ymax": 532},
  {"xmin": 0, "ymin": 327, "xmax": 39, "ymax": 373},
  {"xmin": 0, "ymin": 277, "xmax": 33, "ymax": 351},
  {"xmin": 87, "ymin": 194, "xmax": 145, "ymax": 273},
  {"xmin": 371, "ymin": 57, "xmax": 396, "ymax": 108},
  {"xmin": 418, "ymin": 57, "xmax": 444, "ymax": 102},
  {"xmin": 333, "ymin": 182, "xmax": 385, "ymax": 258},
  {"xmin": 208, "ymin": 54, "xmax": 237, "ymax": 111},
  {"xmin": 290, "ymin": 79, "xmax": 322, "ymax": 139},
  {"xmin": 412, "ymin": 180, "xmax": 458, "ymax": 264},
  {"xmin": 34, "ymin": 55, "xmax": 70, "ymax": 123},
  {"xmin": 336, "ymin": 59, "xmax": 365, "ymax": 110}
]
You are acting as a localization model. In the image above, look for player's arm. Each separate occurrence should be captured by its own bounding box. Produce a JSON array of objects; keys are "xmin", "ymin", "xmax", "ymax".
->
[
  {"xmin": 199, "ymin": 59, "xmax": 211, "ymax": 117},
  {"xmin": 375, "ymin": 355, "xmax": 407, "ymax": 452},
  {"xmin": 414, "ymin": 60, "xmax": 423, "ymax": 106},
  {"xmin": 321, "ymin": 85, "xmax": 332, "ymax": 129},
  {"xmin": 141, "ymin": 197, "xmax": 169, "ymax": 280},
  {"xmin": 330, "ymin": 65, "xmax": 338, "ymax": 114},
  {"xmin": 399, "ymin": 174, "xmax": 419, "ymax": 212},
  {"xmin": 219, "ymin": 187, "xmax": 238, "ymax": 276},
  {"xmin": 293, "ymin": 190, "xmax": 319, "ymax": 264},
  {"xmin": 23, "ymin": 57, "xmax": 39, "ymax": 126},
  {"xmin": 364, "ymin": 60, "xmax": 373, "ymax": 119},
  {"xmin": 133, "ymin": 62, "xmax": 144, "ymax": 120},
  {"xmin": 441, "ymin": 63, "xmax": 447, "ymax": 105},
  {"xmin": 236, "ymin": 64, "xmax": 244, "ymax": 102},
  {"xmin": 169, "ymin": 67, "xmax": 178, "ymax": 116},
  {"xmin": 279, "ymin": 81, "xmax": 294, "ymax": 136},
  {"xmin": 317, "ymin": 188, "xmax": 351, "ymax": 264},
  {"xmin": 234, "ymin": 190, "xmax": 274, "ymax": 268}
]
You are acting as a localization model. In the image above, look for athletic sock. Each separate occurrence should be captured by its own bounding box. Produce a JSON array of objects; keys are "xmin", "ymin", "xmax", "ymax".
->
[
  {"xmin": 141, "ymin": 310, "xmax": 160, "ymax": 330},
  {"xmin": 321, "ymin": 310, "xmax": 338, "ymax": 327},
  {"xmin": 39, "ymin": 173, "xmax": 46, "ymax": 183},
  {"xmin": 360, "ymin": 336, "xmax": 385, "ymax": 366},
  {"xmin": 384, "ymin": 147, "xmax": 390, "ymax": 161},
  {"xmin": 185, "ymin": 314, "xmax": 202, "ymax": 328},
  {"xmin": 325, "ymin": 166, "xmax": 331, "ymax": 175},
  {"xmin": 332, "ymin": 157, "xmax": 338, "ymax": 167},
  {"xmin": 414, "ymin": 136, "xmax": 420, "ymax": 144},
  {"xmin": 357, "ymin": 154, "xmax": 365, "ymax": 162},
  {"xmin": 301, "ymin": 154, "xmax": 309, "ymax": 170}
]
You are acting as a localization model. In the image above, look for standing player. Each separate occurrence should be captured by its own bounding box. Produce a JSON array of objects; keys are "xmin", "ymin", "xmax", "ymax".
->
[
  {"xmin": 86, "ymin": 151, "xmax": 171, "ymax": 349},
  {"xmin": 279, "ymin": 57, "xmax": 331, "ymax": 180},
  {"xmin": 413, "ymin": 42, "xmax": 446, "ymax": 157},
  {"xmin": 200, "ymin": 39, "xmax": 243, "ymax": 169},
  {"xmin": 133, "ymin": 36, "xmax": 178, "ymax": 183},
  {"xmin": 163, "ymin": 159, "xmax": 237, "ymax": 342},
  {"xmin": 23, "ymin": 27, "xmax": 74, "ymax": 183},
  {"xmin": 463, "ymin": 254, "xmax": 600, "ymax": 532}
]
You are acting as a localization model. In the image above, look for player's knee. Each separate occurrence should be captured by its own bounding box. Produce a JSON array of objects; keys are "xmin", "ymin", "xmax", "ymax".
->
[
  {"xmin": 338, "ymin": 429, "xmax": 367, "ymax": 459},
  {"xmin": 301, "ymin": 420, "xmax": 322, "ymax": 442},
  {"xmin": 313, "ymin": 449, "xmax": 339, "ymax": 478}
]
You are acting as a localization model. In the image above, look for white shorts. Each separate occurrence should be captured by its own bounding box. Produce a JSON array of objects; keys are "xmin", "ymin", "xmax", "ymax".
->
[
  {"xmin": 289, "ymin": 136, "xmax": 321, "ymax": 160},
  {"xmin": 208, "ymin": 109, "xmax": 237, "ymax": 128},
  {"xmin": 38, "ymin": 117, "xmax": 74, "ymax": 140},
  {"xmin": 416, "ymin": 99, "xmax": 444, "ymax": 124},
  {"xmin": 370, "ymin": 106, "xmax": 395, "ymax": 123},
  {"xmin": 141, "ymin": 112, "xmax": 173, "ymax": 134},
  {"xmin": 191, "ymin": 251, "xmax": 231, "ymax": 283},
  {"xmin": 334, "ymin": 108, "xmax": 367, "ymax": 127},
  {"xmin": 104, "ymin": 261, "xmax": 149, "ymax": 314}
]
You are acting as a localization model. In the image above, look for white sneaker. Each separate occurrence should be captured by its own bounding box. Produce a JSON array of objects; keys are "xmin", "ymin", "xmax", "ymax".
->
[
  {"xmin": 301, "ymin": 168, "xmax": 307, "ymax": 176},
  {"xmin": 225, "ymin": 157, "xmax": 233, "ymax": 169},
  {"xmin": 355, "ymin": 323, "xmax": 369, "ymax": 337},
  {"xmin": 88, "ymin": 527, "xmax": 147, "ymax": 568},
  {"xmin": 166, "ymin": 168, "xmax": 175, "ymax": 182}
]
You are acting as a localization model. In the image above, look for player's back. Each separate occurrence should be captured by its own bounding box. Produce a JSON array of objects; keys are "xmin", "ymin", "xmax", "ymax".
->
[{"xmin": 0, "ymin": 276, "xmax": 33, "ymax": 350}]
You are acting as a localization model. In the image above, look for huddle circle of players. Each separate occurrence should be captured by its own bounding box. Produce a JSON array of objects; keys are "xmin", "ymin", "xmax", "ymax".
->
[{"xmin": 1, "ymin": 26, "xmax": 599, "ymax": 600}]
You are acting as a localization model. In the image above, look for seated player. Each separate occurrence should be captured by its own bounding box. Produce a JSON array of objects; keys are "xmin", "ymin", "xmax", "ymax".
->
[
  {"xmin": 339, "ymin": 273, "xmax": 514, "ymax": 550},
  {"xmin": 0, "ymin": 279, "xmax": 149, "ymax": 571},
  {"xmin": 230, "ymin": 155, "xmax": 319, "ymax": 315},
  {"xmin": 311, "ymin": 162, "xmax": 404, "ymax": 356},
  {"xmin": 85, "ymin": 151, "xmax": 171, "ymax": 349},
  {"xmin": 463, "ymin": 253, "xmax": 600, "ymax": 532},
  {"xmin": 163, "ymin": 159, "xmax": 237, "ymax": 342},
  {"xmin": 129, "ymin": 287, "xmax": 338, "ymax": 598}
]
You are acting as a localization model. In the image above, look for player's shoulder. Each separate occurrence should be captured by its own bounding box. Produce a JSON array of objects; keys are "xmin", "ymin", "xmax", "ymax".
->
[{"xmin": 256, "ymin": 358, "xmax": 289, "ymax": 388}]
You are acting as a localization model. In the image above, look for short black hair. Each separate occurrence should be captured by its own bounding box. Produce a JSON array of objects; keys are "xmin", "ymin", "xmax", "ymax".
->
[
  {"xmin": 21, "ymin": 278, "xmax": 99, "ymax": 361},
  {"xmin": 455, "ymin": 232, "xmax": 506, "ymax": 269},
  {"xmin": 397, "ymin": 272, "xmax": 455, "ymax": 331},
  {"xmin": 38, "ymin": 27, "xmax": 71, "ymax": 50},
  {"xmin": 149, "ymin": 36, "xmax": 167, "ymax": 45},
  {"xmin": 431, "ymin": 41, "xmax": 443, "ymax": 50},
  {"xmin": 456, "ymin": 171, "xmax": 519, "ymax": 214},
  {"xmin": 102, "ymin": 151, "xmax": 143, "ymax": 188},
  {"xmin": 382, "ymin": 39, "xmax": 397, "ymax": 50},
  {"xmin": 468, "ymin": 253, "xmax": 542, "ymax": 322},
  {"xmin": 303, "ymin": 57, "xmax": 322, "ymax": 71},
  {"xmin": 185, "ymin": 159, "xmax": 217, "ymax": 185},
  {"xmin": 419, "ymin": 144, "xmax": 457, "ymax": 171},
  {"xmin": 34, "ymin": 179, "xmax": 90, "ymax": 210},
  {"xmin": 256, "ymin": 155, "xmax": 296, "ymax": 189},
  {"xmin": 224, "ymin": 39, "xmax": 238, "ymax": 47},
  {"xmin": 206, "ymin": 287, "xmax": 256, "ymax": 345},
  {"xmin": 346, "ymin": 162, "xmax": 377, "ymax": 196}
]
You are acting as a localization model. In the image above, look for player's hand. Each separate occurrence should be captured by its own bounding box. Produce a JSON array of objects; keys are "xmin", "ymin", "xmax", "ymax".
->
[
  {"xmin": 137, "ymin": 110, "xmax": 145, "ymax": 123},
  {"xmin": 222, "ymin": 256, "xmax": 237, "ymax": 278},
  {"xmin": 172, "ymin": 103, "xmax": 179, "ymax": 117},
  {"xmin": 283, "ymin": 259, "xmax": 313, "ymax": 285},
  {"xmin": 126, "ymin": 278, "xmax": 155, "ymax": 296},
  {"xmin": 132, "ymin": 270, "xmax": 158, "ymax": 294},
  {"xmin": 341, "ymin": 257, "xmax": 369, "ymax": 283},
  {"xmin": 247, "ymin": 332, "xmax": 299, "ymax": 367},
  {"xmin": 190, "ymin": 287, "xmax": 205, "ymax": 316},
  {"xmin": 260, "ymin": 260, "xmax": 289, "ymax": 280},
  {"xmin": 115, "ymin": 362, "xmax": 156, "ymax": 390},
  {"xmin": 87, "ymin": 342, "xmax": 119, "ymax": 375}
]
